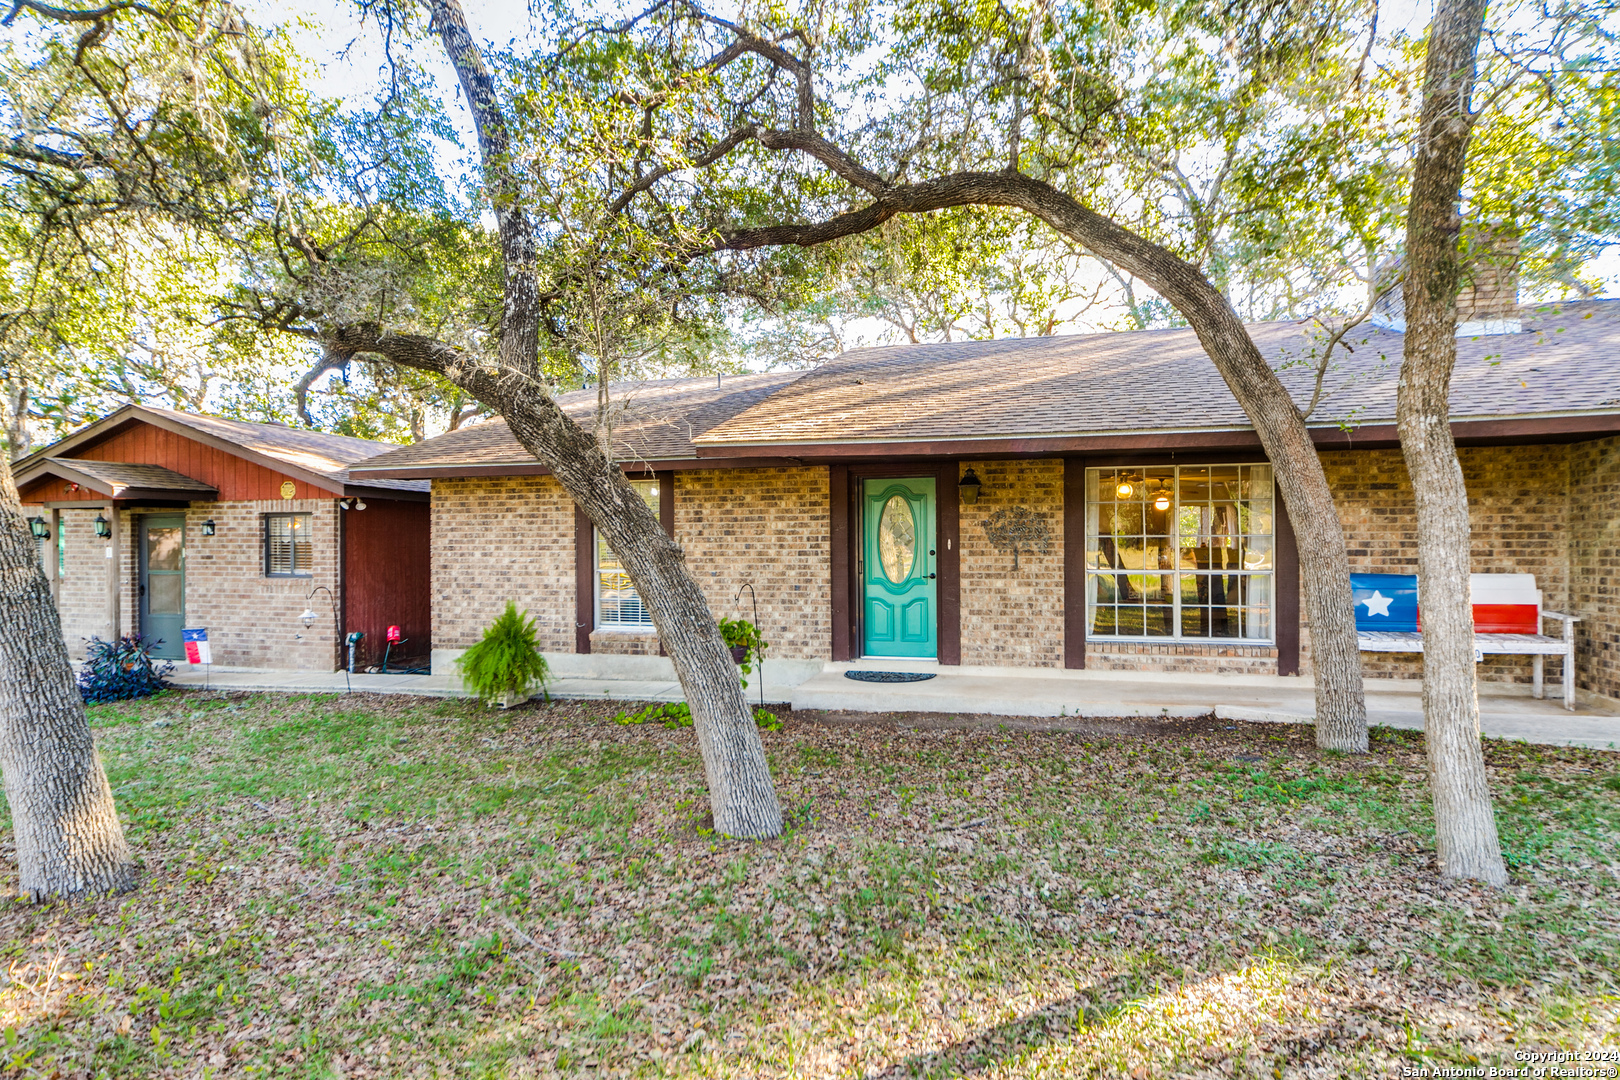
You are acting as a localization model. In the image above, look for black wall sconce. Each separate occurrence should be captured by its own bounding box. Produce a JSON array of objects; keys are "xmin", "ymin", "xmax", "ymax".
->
[
  {"xmin": 27, "ymin": 516, "xmax": 50, "ymax": 540},
  {"xmin": 93, "ymin": 514, "xmax": 112, "ymax": 539},
  {"xmin": 959, "ymin": 468, "xmax": 983, "ymax": 506},
  {"xmin": 200, "ymin": 519, "xmax": 216, "ymax": 536}
]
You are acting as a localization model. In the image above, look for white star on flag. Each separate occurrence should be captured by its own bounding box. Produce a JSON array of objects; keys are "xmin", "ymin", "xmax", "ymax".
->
[{"xmin": 1360, "ymin": 591, "xmax": 1393, "ymax": 618}]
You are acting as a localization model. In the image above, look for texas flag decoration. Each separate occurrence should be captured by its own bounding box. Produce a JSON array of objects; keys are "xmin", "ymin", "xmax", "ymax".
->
[
  {"xmin": 1349, "ymin": 574, "xmax": 1420, "ymax": 633},
  {"xmin": 182, "ymin": 627, "xmax": 211, "ymax": 665}
]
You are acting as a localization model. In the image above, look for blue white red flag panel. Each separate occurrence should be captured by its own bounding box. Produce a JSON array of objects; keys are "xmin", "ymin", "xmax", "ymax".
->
[
  {"xmin": 182, "ymin": 627, "xmax": 211, "ymax": 665},
  {"xmin": 1349, "ymin": 574, "xmax": 1420, "ymax": 633}
]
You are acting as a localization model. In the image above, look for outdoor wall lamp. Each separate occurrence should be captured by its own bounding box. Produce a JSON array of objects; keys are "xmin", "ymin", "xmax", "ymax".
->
[
  {"xmin": 27, "ymin": 516, "xmax": 49, "ymax": 540},
  {"xmin": 200, "ymin": 519, "xmax": 216, "ymax": 536},
  {"xmin": 93, "ymin": 514, "xmax": 112, "ymax": 538},
  {"xmin": 958, "ymin": 468, "xmax": 983, "ymax": 506}
]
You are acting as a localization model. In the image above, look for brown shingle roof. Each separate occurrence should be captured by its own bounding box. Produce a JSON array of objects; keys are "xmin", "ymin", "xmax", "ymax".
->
[
  {"xmin": 136, "ymin": 407, "xmax": 428, "ymax": 492},
  {"xmin": 350, "ymin": 372, "xmax": 806, "ymax": 475},
  {"xmin": 697, "ymin": 299, "xmax": 1620, "ymax": 447},
  {"xmin": 39, "ymin": 458, "xmax": 217, "ymax": 498}
]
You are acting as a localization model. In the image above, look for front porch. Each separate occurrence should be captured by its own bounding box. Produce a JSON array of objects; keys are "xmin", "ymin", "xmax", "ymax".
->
[{"xmin": 161, "ymin": 654, "xmax": 1620, "ymax": 750}]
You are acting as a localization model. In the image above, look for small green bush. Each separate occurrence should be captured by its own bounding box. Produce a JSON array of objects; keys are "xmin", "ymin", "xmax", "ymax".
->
[
  {"xmin": 455, "ymin": 602, "xmax": 550, "ymax": 706},
  {"xmin": 613, "ymin": 702, "xmax": 780, "ymax": 731}
]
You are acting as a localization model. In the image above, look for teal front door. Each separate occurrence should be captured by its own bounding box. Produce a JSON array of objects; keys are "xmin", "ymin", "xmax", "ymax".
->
[
  {"xmin": 138, "ymin": 515, "xmax": 186, "ymax": 659},
  {"xmin": 862, "ymin": 478, "xmax": 937, "ymax": 658}
]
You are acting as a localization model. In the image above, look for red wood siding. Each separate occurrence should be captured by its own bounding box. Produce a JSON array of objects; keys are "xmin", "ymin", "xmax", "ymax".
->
[
  {"xmin": 48, "ymin": 421, "xmax": 330, "ymax": 500},
  {"xmin": 343, "ymin": 499, "xmax": 431, "ymax": 666}
]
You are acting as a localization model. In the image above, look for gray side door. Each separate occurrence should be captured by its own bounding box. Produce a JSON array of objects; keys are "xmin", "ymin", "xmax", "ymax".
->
[{"xmin": 139, "ymin": 515, "xmax": 186, "ymax": 659}]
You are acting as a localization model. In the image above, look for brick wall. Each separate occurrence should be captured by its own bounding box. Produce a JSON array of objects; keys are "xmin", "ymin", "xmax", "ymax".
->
[
  {"xmin": 46, "ymin": 501, "xmax": 341, "ymax": 669},
  {"xmin": 430, "ymin": 467, "xmax": 833, "ymax": 661},
  {"xmin": 676, "ymin": 467, "xmax": 831, "ymax": 661},
  {"xmin": 957, "ymin": 460, "xmax": 1065, "ymax": 667},
  {"xmin": 1570, "ymin": 436, "xmax": 1620, "ymax": 702},
  {"xmin": 431, "ymin": 476, "xmax": 578, "ymax": 653},
  {"xmin": 1304, "ymin": 444, "xmax": 1572, "ymax": 687}
]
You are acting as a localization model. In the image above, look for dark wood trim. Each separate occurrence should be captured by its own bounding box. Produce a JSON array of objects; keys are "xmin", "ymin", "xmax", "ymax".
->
[
  {"xmin": 1275, "ymin": 490, "xmax": 1301, "ymax": 677},
  {"xmin": 342, "ymin": 485, "xmax": 430, "ymax": 502},
  {"xmin": 1063, "ymin": 457, "xmax": 1087, "ymax": 669},
  {"xmin": 573, "ymin": 505, "xmax": 593, "ymax": 655},
  {"xmin": 842, "ymin": 464, "xmax": 961, "ymax": 665},
  {"xmin": 657, "ymin": 471, "xmax": 674, "ymax": 536},
  {"xmin": 350, "ymin": 456, "xmax": 807, "ymax": 481},
  {"xmin": 658, "ymin": 472, "xmax": 674, "ymax": 657},
  {"xmin": 352, "ymin": 411, "xmax": 1620, "ymax": 482},
  {"xmin": 828, "ymin": 465, "xmax": 853, "ymax": 661},
  {"xmin": 699, "ymin": 432, "xmax": 1268, "ymax": 459},
  {"xmin": 935, "ymin": 462, "xmax": 961, "ymax": 666}
]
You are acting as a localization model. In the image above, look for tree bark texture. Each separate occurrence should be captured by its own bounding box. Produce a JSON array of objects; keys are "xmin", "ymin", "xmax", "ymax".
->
[
  {"xmin": 0, "ymin": 457, "xmax": 137, "ymax": 900},
  {"xmin": 719, "ymin": 172, "xmax": 1368, "ymax": 751},
  {"xmin": 1398, "ymin": 0, "xmax": 1507, "ymax": 886},
  {"xmin": 414, "ymin": 0, "xmax": 784, "ymax": 839}
]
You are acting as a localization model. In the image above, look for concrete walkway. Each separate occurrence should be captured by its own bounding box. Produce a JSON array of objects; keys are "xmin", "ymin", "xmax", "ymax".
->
[{"xmin": 166, "ymin": 657, "xmax": 1620, "ymax": 751}]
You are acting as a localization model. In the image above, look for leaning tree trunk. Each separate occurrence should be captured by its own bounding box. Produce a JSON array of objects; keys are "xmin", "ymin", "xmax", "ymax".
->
[
  {"xmin": 722, "ymin": 174, "xmax": 1370, "ymax": 752},
  {"xmin": 1399, "ymin": 0, "xmax": 1506, "ymax": 886},
  {"xmin": 0, "ymin": 458, "xmax": 137, "ymax": 900},
  {"xmin": 415, "ymin": 0, "xmax": 783, "ymax": 838}
]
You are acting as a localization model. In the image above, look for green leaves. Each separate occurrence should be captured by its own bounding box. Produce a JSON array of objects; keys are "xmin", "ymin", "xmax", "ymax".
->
[{"xmin": 455, "ymin": 601, "xmax": 551, "ymax": 705}]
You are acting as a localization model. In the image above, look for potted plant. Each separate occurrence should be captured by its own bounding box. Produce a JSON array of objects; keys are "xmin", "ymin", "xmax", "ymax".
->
[
  {"xmin": 455, "ymin": 602, "xmax": 550, "ymax": 708},
  {"xmin": 718, "ymin": 617, "xmax": 767, "ymax": 689}
]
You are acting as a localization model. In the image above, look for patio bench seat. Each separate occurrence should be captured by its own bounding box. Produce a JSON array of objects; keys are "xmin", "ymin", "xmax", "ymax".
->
[{"xmin": 1352, "ymin": 573, "xmax": 1580, "ymax": 711}]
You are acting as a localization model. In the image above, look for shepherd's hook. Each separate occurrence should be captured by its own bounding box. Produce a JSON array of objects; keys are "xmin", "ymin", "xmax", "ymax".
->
[{"xmin": 733, "ymin": 582, "xmax": 763, "ymax": 710}]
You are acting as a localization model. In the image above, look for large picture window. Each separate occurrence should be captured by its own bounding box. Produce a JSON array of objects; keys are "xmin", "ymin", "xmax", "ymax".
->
[
  {"xmin": 595, "ymin": 480, "xmax": 659, "ymax": 628},
  {"xmin": 264, "ymin": 513, "xmax": 313, "ymax": 577},
  {"xmin": 1086, "ymin": 465, "xmax": 1274, "ymax": 641}
]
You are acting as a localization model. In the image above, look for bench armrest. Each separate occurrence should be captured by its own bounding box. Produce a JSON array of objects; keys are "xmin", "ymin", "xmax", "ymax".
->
[{"xmin": 1541, "ymin": 610, "xmax": 1580, "ymax": 623}]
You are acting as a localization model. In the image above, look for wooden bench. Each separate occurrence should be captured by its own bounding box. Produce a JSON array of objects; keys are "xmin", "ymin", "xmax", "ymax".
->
[{"xmin": 1352, "ymin": 573, "xmax": 1581, "ymax": 710}]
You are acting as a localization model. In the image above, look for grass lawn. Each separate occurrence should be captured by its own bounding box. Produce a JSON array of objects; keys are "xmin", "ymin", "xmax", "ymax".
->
[{"xmin": 1, "ymin": 691, "xmax": 1617, "ymax": 1078}]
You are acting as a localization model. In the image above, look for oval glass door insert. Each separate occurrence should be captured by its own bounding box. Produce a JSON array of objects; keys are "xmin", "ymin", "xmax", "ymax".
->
[{"xmin": 878, "ymin": 495, "xmax": 916, "ymax": 583}]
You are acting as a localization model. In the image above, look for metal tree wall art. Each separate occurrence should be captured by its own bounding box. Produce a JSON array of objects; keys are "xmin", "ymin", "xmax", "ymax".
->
[{"xmin": 981, "ymin": 507, "xmax": 1052, "ymax": 570}]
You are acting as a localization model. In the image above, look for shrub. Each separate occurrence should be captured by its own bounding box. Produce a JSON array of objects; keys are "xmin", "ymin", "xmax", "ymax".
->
[
  {"xmin": 718, "ymin": 617, "xmax": 768, "ymax": 689},
  {"xmin": 455, "ymin": 602, "xmax": 550, "ymax": 706},
  {"xmin": 79, "ymin": 635, "xmax": 173, "ymax": 703},
  {"xmin": 613, "ymin": 702, "xmax": 781, "ymax": 731}
]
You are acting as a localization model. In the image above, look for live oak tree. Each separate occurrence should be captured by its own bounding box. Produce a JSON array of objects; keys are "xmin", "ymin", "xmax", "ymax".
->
[
  {"xmin": 1397, "ymin": 0, "xmax": 1498, "ymax": 886},
  {"xmin": 543, "ymin": 0, "xmax": 1378, "ymax": 752}
]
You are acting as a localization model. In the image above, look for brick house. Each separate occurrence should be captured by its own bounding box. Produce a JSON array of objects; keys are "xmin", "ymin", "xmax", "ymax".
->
[
  {"xmin": 350, "ymin": 297, "xmax": 1620, "ymax": 707},
  {"xmin": 15, "ymin": 406, "xmax": 430, "ymax": 671}
]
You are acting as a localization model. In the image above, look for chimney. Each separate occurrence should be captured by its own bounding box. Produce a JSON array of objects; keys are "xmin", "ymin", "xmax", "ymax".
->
[
  {"xmin": 1456, "ymin": 226, "xmax": 1521, "ymax": 335},
  {"xmin": 1366, "ymin": 225, "xmax": 1521, "ymax": 336}
]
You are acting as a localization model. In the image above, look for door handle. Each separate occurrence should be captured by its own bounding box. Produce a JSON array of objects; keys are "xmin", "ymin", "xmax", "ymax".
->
[{"xmin": 928, "ymin": 572, "xmax": 937, "ymax": 579}]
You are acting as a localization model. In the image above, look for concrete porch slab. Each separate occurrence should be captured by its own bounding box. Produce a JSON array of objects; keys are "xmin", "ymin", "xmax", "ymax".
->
[
  {"xmin": 164, "ymin": 661, "xmax": 1620, "ymax": 751},
  {"xmin": 790, "ymin": 666, "xmax": 1620, "ymax": 750}
]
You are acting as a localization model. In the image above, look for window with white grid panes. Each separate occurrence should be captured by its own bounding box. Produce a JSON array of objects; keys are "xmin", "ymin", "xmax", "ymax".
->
[
  {"xmin": 595, "ymin": 480, "xmax": 659, "ymax": 628},
  {"xmin": 1084, "ymin": 465, "xmax": 1274, "ymax": 642}
]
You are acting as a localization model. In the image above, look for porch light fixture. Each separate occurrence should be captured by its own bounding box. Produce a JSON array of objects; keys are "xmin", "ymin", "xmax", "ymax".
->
[
  {"xmin": 958, "ymin": 469, "xmax": 982, "ymax": 506},
  {"xmin": 27, "ymin": 516, "xmax": 49, "ymax": 540},
  {"xmin": 200, "ymin": 519, "xmax": 216, "ymax": 536},
  {"xmin": 1116, "ymin": 481, "xmax": 1135, "ymax": 499},
  {"xmin": 93, "ymin": 514, "xmax": 112, "ymax": 539},
  {"xmin": 298, "ymin": 607, "xmax": 318, "ymax": 629},
  {"xmin": 338, "ymin": 499, "xmax": 350, "ymax": 510},
  {"xmin": 354, "ymin": 499, "xmax": 366, "ymax": 511}
]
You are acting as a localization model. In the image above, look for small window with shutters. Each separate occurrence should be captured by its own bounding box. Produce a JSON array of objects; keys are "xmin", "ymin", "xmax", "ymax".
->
[{"xmin": 264, "ymin": 513, "xmax": 313, "ymax": 577}]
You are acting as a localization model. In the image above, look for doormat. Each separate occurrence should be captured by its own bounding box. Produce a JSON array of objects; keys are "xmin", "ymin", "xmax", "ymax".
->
[{"xmin": 844, "ymin": 670, "xmax": 937, "ymax": 683}]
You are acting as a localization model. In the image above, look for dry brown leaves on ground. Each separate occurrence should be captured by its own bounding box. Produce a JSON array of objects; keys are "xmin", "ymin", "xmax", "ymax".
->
[{"xmin": 0, "ymin": 691, "xmax": 1616, "ymax": 1078}]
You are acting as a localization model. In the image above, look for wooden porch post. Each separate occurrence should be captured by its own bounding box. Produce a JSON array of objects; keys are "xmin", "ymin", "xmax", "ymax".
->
[
  {"xmin": 104, "ymin": 501, "xmax": 120, "ymax": 642},
  {"xmin": 44, "ymin": 508, "xmax": 60, "ymax": 607}
]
